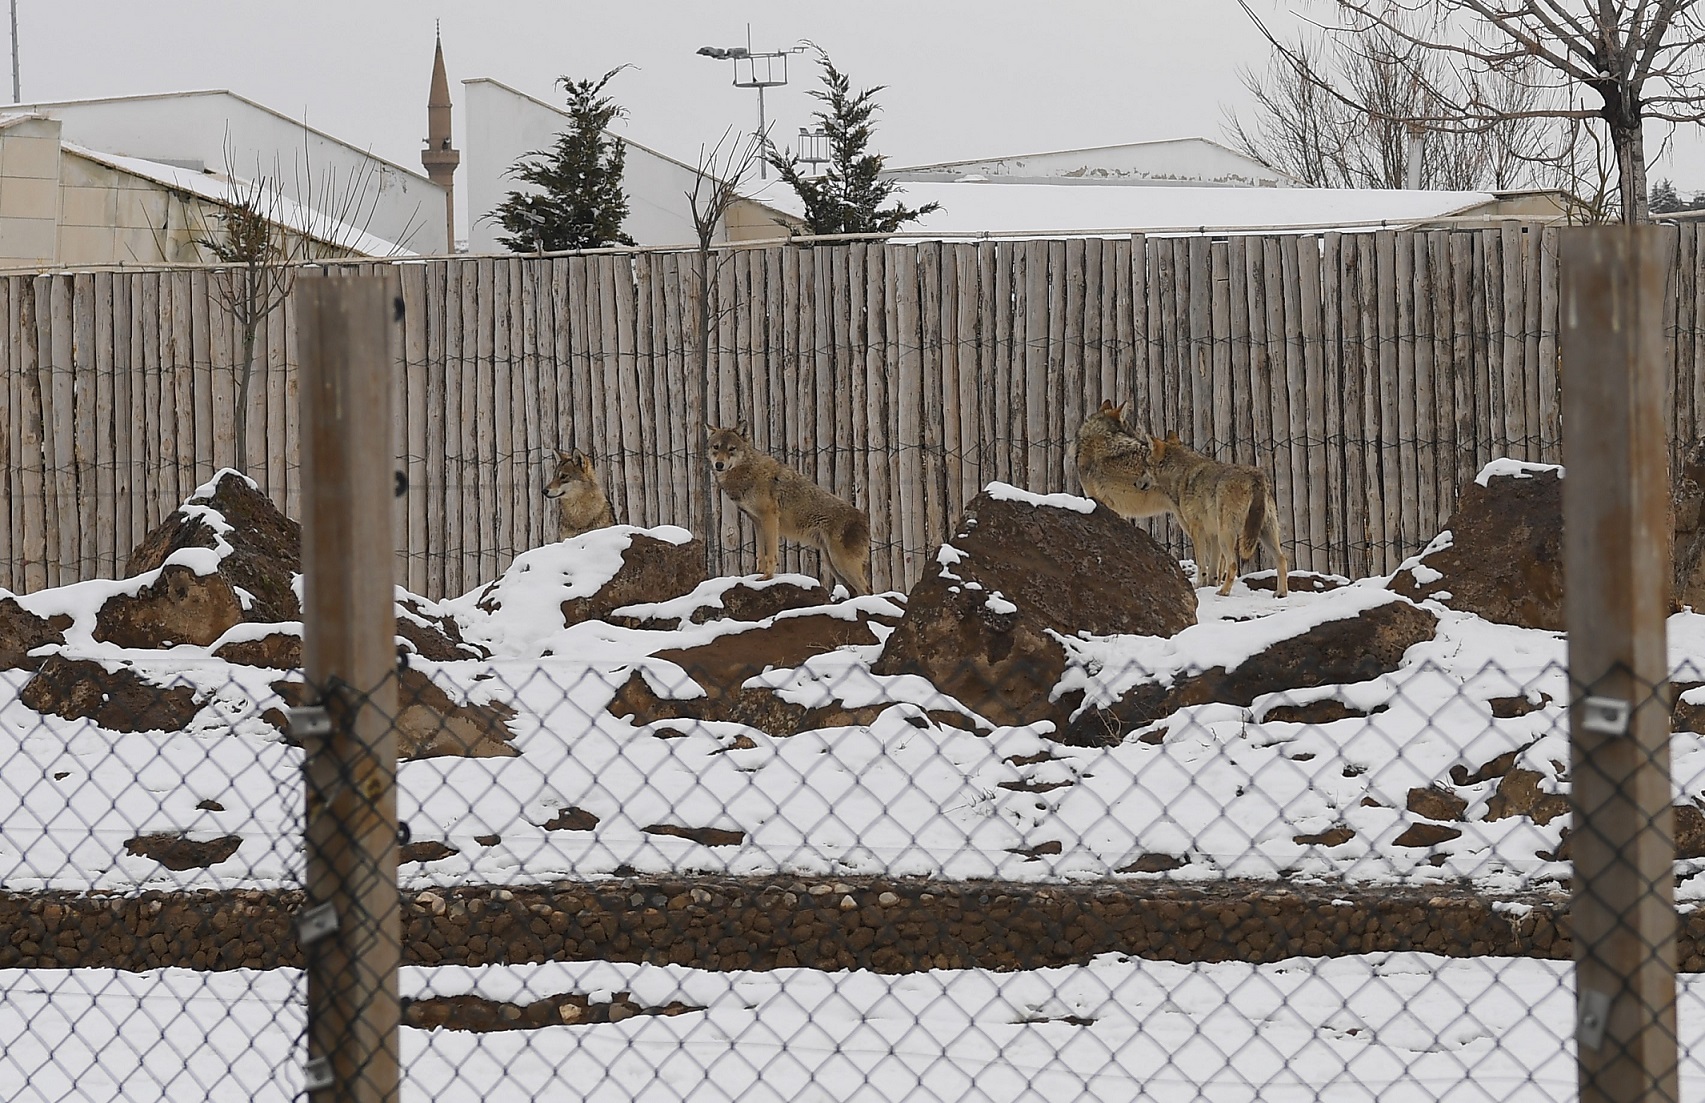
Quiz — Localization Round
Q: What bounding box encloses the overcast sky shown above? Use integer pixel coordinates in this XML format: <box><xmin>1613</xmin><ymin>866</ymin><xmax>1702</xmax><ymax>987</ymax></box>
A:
<box><xmin>14</xmin><ymin>1</ymin><xmax>1705</xmax><ymax>202</ymax></box>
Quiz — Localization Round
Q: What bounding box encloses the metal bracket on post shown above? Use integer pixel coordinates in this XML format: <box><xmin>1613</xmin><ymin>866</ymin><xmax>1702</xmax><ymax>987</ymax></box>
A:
<box><xmin>295</xmin><ymin>901</ymin><xmax>340</xmax><ymax>946</ymax></box>
<box><xmin>1581</xmin><ymin>696</ymin><xmax>1631</xmax><ymax>737</ymax></box>
<box><xmin>1578</xmin><ymin>988</ymin><xmax>1612</xmax><ymax>1050</ymax></box>
<box><xmin>303</xmin><ymin>1055</ymin><xmax>334</xmax><ymax>1093</ymax></box>
<box><xmin>288</xmin><ymin>705</ymin><xmax>333</xmax><ymax>746</ymax></box>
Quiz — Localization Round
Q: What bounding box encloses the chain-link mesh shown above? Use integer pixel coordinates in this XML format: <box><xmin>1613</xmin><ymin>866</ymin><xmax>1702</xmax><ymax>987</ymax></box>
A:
<box><xmin>4</xmin><ymin>602</ymin><xmax>1700</xmax><ymax>1100</ymax></box>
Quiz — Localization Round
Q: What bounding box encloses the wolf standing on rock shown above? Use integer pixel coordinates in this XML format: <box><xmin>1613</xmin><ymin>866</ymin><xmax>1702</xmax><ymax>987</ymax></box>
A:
<box><xmin>706</xmin><ymin>424</ymin><xmax>871</xmax><ymax>596</ymax></box>
<box><xmin>1075</xmin><ymin>400</ymin><xmax>1177</xmax><ymax>524</ymax></box>
<box><xmin>1146</xmin><ymin>431</ymin><xmax>1288</xmax><ymax>598</ymax></box>
<box><xmin>544</xmin><ymin>449</ymin><xmax>618</xmax><ymax>540</ymax></box>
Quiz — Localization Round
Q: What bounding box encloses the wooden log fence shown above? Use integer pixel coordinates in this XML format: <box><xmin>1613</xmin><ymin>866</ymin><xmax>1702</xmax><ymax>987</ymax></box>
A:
<box><xmin>2</xmin><ymin>226</ymin><xmax>1697</xmax><ymax>599</ymax></box>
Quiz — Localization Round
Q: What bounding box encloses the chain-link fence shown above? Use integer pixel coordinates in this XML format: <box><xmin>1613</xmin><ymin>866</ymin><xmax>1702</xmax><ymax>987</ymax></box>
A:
<box><xmin>4</xmin><ymin>626</ymin><xmax>1700</xmax><ymax>1100</ymax></box>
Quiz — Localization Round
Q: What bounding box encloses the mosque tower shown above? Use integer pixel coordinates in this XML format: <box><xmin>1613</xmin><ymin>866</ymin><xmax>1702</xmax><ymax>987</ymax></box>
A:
<box><xmin>421</xmin><ymin>24</ymin><xmax>460</xmax><ymax>252</ymax></box>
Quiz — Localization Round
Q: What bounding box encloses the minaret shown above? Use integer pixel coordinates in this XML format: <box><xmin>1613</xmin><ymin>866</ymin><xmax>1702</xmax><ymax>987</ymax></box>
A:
<box><xmin>421</xmin><ymin>23</ymin><xmax>460</xmax><ymax>253</ymax></box>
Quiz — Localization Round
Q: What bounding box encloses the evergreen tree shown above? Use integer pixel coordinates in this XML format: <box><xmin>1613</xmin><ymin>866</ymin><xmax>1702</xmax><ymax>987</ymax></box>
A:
<box><xmin>766</xmin><ymin>50</ymin><xmax>939</xmax><ymax>237</ymax></box>
<box><xmin>1651</xmin><ymin>179</ymin><xmax>1685</xmax><ymax>215</ymax></box>
<box><xmin>491</xmin><ymin>68</ymin><xmax>634</xmax><ymax>252</ymax></box>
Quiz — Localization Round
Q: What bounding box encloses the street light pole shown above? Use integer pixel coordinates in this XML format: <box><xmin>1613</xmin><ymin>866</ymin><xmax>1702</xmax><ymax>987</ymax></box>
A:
<box><xmin>11</xmin><ymin>0</ymin><xmax>20</xmax><ymax>103</ymax></box>
<box><xmin>696</xmin><ymin>28</ymin><xmax>805</xmax><ymax>180</ymax></box>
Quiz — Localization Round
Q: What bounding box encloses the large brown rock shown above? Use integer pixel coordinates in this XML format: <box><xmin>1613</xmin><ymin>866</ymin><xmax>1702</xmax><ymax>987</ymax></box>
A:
<box><xmin>873</xmin><ymin>487</ymin><xmax>1197</xmax><ymax>730</ymax></box>
<box><xmin>1066</xmin><ymin>595</ymin><xmax>1438</xmax><ymax>743</ymax></box>
<box><xmin>1388</xmin><ymin>465</ymin><xmax>1564</xmax><ymax>630</ymax></box>
<box><xmin>93</xmin><ymin>565</ymin><xmax>245</xmax><ymax>649</ymax></box>
<box><xmin>560</xmin><ymin>534</ymin><xmax>706</xmax><ymax>627</ymax></box>
<box><xmin>0</xmin><ymin>597</ymin><xmax>70</xmax><ymax>671</ymax></box>
<box><xmin>20</xmin><ymin>656</ymin><xmax>202</xmax><ymax>732</ymax></box>
<box><xmin>127</xmin><ymin>470</ymin><xmax>302</xmax><ymax>622</ymax></box>
<box><xmin>609</xmin><ymin>576</ymin><xmax>831</xmax><ymax>630</ymax></box>
<box><xmin>608</xmin><ymin>605</ymin><xmax>933</xmax><ymax>736</ymax></box>
<box><xmin>269</xmin><ymin>669</ymin><xmax>518</xmax><ymax>759</ymax></box>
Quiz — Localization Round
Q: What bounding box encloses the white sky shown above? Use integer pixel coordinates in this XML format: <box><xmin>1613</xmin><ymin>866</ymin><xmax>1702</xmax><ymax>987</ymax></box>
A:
<box><xmin>14</xmin><ymin>1</ymin><xmax>1705</xmax><ymax>210</ymax></box>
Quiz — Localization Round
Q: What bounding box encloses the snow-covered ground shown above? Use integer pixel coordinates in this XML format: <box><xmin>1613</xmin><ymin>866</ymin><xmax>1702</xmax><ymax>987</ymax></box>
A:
<box><xmin>4</xmin><ymin>568</ymin><xmax>1703</xmax><ymax>899</ymax></box>
<box><xmin>0</xmin><ymin>952</ymin><xmax>1660</xmax><ymax>1102</ymax></box>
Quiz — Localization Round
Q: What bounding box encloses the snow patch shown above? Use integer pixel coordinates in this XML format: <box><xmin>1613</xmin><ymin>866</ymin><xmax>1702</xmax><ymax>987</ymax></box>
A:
<box><xmin>1475</xmin><ymin>459</ymin><xmax>1562</xmax><ymax>486</ymax></box>
<box><xmin>982</xmin><ymin>481</ymin><xmax>1096</xmax><ymax>513</ymax></box>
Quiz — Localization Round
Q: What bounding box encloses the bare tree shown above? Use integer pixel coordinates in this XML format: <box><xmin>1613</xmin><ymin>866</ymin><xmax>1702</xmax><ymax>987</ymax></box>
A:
<box><xmin>683</xmin><ymin>128</ymin><xmax>764</xmax><ymax>572</ymax></box>
<box><xmin>189</xmin><ymin>138</ymin><xmax>419</xmax><ymax>473</ymax></box>
<box><xmin>1244</xmin><ymin>1</ymin><xmax>1705</xmax><ymax>223</ymax></box>
<box><xmin>1227</xmin><ymin>13</ymin><xmax>1553</xmax><ymax>191</ymax></box>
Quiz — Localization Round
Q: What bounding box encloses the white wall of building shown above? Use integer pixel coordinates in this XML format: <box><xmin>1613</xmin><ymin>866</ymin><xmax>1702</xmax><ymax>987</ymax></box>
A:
<box><xmin>464</xmin><ymin>78</ymin><xmax>790</xmax><ymax>252</ymax></box>
<box><xmin>10</xmin><ymin>91</ymin><xmax>447</xmax><ymax>254</ymax></box>
<box><xmin>0</xmin><ymin>116</ymin><xmax>62</xmax><ymax>265</ymax></box>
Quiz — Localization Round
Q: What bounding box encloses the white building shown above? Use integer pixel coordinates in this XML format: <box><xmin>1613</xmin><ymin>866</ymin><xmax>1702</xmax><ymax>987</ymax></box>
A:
<box><xmin>0</xmin><ymin>89</ymin><xmax>447</xmax><ymax>267</ymax></box>
<box><xmin>461</xmin><ymin>77</ymin><xmax>796</xmax><ymax>253</ymax></box>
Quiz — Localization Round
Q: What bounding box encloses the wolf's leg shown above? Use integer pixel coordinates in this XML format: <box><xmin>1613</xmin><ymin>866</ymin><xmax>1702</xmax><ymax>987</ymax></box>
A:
<box><xmin>1262</xmin><ymin>510</ymin><xmax>1289</xmax><ymax>598</ymax></box>
<box><xmin>757</xmin><ymin>503</ymin><xmax>780</xmax><ymax>578</ymax></box>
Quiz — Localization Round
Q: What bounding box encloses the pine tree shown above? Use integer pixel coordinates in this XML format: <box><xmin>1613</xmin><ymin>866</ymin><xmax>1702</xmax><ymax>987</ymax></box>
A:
<box><xmin>767</xmin><ymin>50</ymin><xmax>939</xmax><ymax>237</ymax></box>
<box><xmin>491</xmin><ymin>68</ymin><xmax>634</xmax><ymax>252</ymax></box>
<box><xmin>1651</xmin><ymin>179</ymin><xmax>1685</xmax><ymax>215</ymax></box>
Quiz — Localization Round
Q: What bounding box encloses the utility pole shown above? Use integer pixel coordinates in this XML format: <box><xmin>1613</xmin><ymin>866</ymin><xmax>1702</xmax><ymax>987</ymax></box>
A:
<box><xmin>11</xmin><ymin>0</ymin><xmax>20</xmax><ymax>103</ymax></box>
<box><xmin>696</xmin><ymin>27</ymin><xmax>805</xmax><ymax>179</ymax></box>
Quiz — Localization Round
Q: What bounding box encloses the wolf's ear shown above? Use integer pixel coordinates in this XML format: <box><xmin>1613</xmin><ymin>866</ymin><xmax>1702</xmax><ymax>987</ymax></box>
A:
<box><xmin>1099</xmin><ymin>399</ymin><xmax>1117</xmax><ymax>415</ymax></box>
<box><xmin>556</xmin><ymin>449</ymin><xmax>573</xmax><ymax>462</ymax></box>
<box><xmin>1165</xmin><ymin>429</ymin><xmax>1182</xmax><ymax>444</ymax></box>
<box><xmin>1114</xmin><ymin>401</ymin><xmax>1127</xmax><ymax>421</ymax></box>
<box><xmin>573</xmin><ymin>448</ymin><xmax>592</xmax><ymax>465</ymax></box>
<box><xmin>736</xmin><ymin>420</ymin><xmax>750</xmax><ymax>439</ymax></box>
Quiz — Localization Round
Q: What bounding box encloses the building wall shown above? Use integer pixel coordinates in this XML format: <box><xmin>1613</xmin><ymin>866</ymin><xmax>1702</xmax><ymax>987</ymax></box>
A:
<box><xmin>11</xmin><ymin>91</ymin><xmax>448</xmax><ymax>255</ymax></box>
<box><xmin>0</xmin><ymin>117</ymin><xmax>63</xmax><ymax>265</ymax></box>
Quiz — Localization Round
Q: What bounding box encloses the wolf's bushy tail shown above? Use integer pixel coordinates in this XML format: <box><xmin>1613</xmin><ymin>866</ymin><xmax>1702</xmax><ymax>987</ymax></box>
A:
<box><xmin>1239</xmin><ymin>473</ymin><xmax>1267</xmax><ymax>561</ymax></box>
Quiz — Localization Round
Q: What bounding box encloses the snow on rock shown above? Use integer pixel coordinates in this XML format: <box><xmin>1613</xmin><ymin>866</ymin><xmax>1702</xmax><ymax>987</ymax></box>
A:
<box><xmin>447</xmin><ymin>525</ymin><xmax>702</xmax><ymax>657</ymax></box>
<box><xmin>981</xmin><ymin>480</ymin><xmax>1097</xmax><ymax>513</ymax></box>
<box><xmin>875</xmin><ymin>486</ymin><xmax>1195</xmax><ymax>735</ymax></box>
<box><xmin>1390</xmin><ymin>461</ymin><xmax>1564</xmax><ymax>631</ymax></box>
<box><xmin>1475</xmin><ymin>458</ymin><xmax>1562</xmax><ymax>486</ymax></box>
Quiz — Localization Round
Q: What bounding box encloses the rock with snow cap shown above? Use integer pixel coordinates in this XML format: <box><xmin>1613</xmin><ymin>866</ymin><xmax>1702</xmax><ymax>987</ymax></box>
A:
<box><xmin>873</xmin><ymin>483</ymin><xmax>1196</xmax><ymax>730</ymax></box>
<box><xmin>1388</xmin><ymin>460</ymin><xmax>1564</xmax><ymax>631</ymax></box>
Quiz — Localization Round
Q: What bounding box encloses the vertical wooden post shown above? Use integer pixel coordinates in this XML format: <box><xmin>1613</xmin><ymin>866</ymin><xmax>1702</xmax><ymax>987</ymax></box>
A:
<box><xmin>1561</xmin><ymin>227</ymin><xmax>1676</xmax><ymax>1103</ymax></box>
<box><xmin>296</xmin><ymin>275</ymin><xmax>400</xmax><ymax>1103</ymax></box>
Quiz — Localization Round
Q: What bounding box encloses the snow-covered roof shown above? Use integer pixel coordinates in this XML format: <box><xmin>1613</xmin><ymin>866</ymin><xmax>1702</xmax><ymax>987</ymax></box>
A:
<box><xmin>876</xmin><ymin>180</ymin><xmax>1510</xmax><ymax>237</ymax></box>
<box><xmin>890</xmin><ymin>137</ymin><xmax>1298</xmax><ymax>189</ymax></box>
<box><xmin>63</xmin><ymin>142</ymin><xmax>416</xmax><ymax>258</ymax></box>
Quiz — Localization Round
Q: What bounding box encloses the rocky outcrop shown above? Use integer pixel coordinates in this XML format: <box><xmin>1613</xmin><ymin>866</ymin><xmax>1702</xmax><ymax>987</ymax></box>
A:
<box><xmin>607</xmin><ymin>604</ymin><xmax>926</xmax><ymax>736</ymax></box>
<box><xmin>93</xmin><ymin>565</ymin><xmax>245</xmax><ymax>650</ymax></box>
<box><xmin>0</xmin><ymin>597</ymin><xmax>69</xmax><ymax>671</ymax></box>
<box><xmin>1065</xmin><ymin>595</ymin><xmax>1438</xmax><ymax>744</ymax></box>
<box><xmin>873</xmin><ymin>487</ymin><xmax>1196</xmax><ymax>730</ymax></box>
<box><xmin>20</xmin><ymin>656</ymin><xmax>202</xmax><ymax>732</ymax></box>
<box><xmin>126</xmin><ymin>470</ymin><xmax>302</xmax><ymax>623</ymax></box>
<box><xmin>1388</xmin><ymin>464</ymin><xmax>1564</xmax><ymax>630</ymax></box>
<box><xmin>609</xmin><ymin>576</ymin><xmax>831</xmax><ymax>630</ymax></box>
<box><xmin>268</xmin><ymin>669</ymin><xmax>517</xmax><ymax>760</ymax></box>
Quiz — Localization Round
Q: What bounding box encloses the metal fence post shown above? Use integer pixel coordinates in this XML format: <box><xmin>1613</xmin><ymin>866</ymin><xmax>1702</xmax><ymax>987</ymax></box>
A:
<box><xmin>1561</xmin><ymin>227</ymin><xmax>1677</xmax><ymax>1103</ymax></box>
<box><xmin>296</xmin><ymin>275</ymin><xmax>401</xmax><ymax>1103</ymax></box>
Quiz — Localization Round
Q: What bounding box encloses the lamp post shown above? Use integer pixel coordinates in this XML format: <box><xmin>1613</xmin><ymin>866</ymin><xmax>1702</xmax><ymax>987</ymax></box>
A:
<box><xmin>696</xmin><ymin>28</ymin><xmax>805</xmax><ymax>179</ymax></box>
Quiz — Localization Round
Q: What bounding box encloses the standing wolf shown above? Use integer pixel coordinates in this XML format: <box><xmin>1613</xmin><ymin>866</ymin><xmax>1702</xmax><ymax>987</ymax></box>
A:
<box><xmin>706</xmin><ymin>424</ymin><xmax>871</xmax><ymax>596</ymax></box>
<box><xmin>1074</xmin><ymin>400</ymin><xmax>1177</xmax><ymax>522</ymax></box>
<box><xmin>1146</xmin><ymin>432</ymin><xmax>1288</xmax><ymax>598</ymax></box>
<box><xmin>544</xmin><ymin>449</ymin><xmax>617</xmax><ymax>540</ymax></box>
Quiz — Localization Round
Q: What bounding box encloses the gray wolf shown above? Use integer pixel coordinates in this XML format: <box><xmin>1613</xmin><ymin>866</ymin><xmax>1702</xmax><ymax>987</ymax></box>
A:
<box><xmin>1146</xmin><ymin>431</ymin><xmax>1288</xmax><ymax>598</ymax></box>
<box><xmin>1074</xmin><ymin>399</ymin><xmax>1177</xmax><ymax>523</ymax></box>
<box><xmin>545</xmin><ymin>449</ymin><xmax>617</xmax><ymax>540</ymax></box>
<box><xmin>706</xmin><ymin>423</ymin><xmax>871</xmax><ymax>596</ymax></box>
